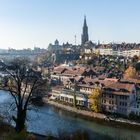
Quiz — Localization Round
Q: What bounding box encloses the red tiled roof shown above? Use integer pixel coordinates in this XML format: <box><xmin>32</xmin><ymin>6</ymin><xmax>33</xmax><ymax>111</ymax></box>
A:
<box><xmin>53</xmin><ymin>66</ymin><xmax>67</xmax><ymax>74</ymax></box>
<box><xmin>104</xmin><ymin>78</ymin><xmax>119</xmax><ymax>82</ymax></box>
<box><xmin>99</xmin><ymin>80</ymin><xmax>116</xmax><ymax>86</ymax></box>
<box><xmin>105</xmin><ymin>82</ymin><xmax>135</xmax><ymax>92</ymax></box>
<box><xmin>74</xmin><ymin>76</ymin><xmax>83</xmax><ymax>82</ymax></box>
<box><xmin>120</xmin><ymin>78</ymin><xmax>140</xmax><ymax>84</ymax></box>
<box><xmin>82</xmin><ymin>77</ymin><xmax>98</xmax><ymax>84</ymax></box>
<box><xmin>62</xmin><ymin>67</ymin><xmax>86</xmax><ymax>75</ymax></box>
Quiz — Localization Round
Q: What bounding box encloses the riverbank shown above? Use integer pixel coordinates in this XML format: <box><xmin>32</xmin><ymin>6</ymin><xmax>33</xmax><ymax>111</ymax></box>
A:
<box><xmin>1</xmin><ymin>91</ymin><xmax>140</xmax><ymax>140</ymax></box>
<box><xmin>43</xmin><ymin>98</ymin><xmax>140</xmax><ymax>129</ymax></box>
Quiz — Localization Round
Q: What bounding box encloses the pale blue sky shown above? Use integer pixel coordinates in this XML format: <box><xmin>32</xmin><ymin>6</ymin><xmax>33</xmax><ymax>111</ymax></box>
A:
<box><xmin>0</xmin><ymin>0</ymin><xmax>140</xmax><ymax>49</ymax></box>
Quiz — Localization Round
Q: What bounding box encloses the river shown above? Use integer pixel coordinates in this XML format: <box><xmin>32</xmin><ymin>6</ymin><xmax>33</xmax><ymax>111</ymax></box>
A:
<box><xmin>0</xmin><ymin>90</ymin><xmax>140</xmax><ymax>140</ymax></box>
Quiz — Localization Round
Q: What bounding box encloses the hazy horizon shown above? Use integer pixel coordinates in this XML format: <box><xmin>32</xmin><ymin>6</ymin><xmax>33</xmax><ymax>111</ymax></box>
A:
<box><xmin>0</xmin><ymin>0</ymin><xmax>140</xmax><ymax>49</ymax></box>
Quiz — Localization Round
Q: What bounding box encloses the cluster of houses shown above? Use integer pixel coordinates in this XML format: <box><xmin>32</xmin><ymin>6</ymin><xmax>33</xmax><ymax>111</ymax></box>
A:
<box><xmin>48</xmin><ymin>40</ymin><xmax>140</xmax><ymax>62</ymax></box>
<box><xmin>49</xmin><ymin>64</ymin><xmax>140</xmax><ymax>117</ymax></box>
<box><xmin>83</xmin><ymin>41</ymin><xmax>140</xmax><ymax>58</ymax></box>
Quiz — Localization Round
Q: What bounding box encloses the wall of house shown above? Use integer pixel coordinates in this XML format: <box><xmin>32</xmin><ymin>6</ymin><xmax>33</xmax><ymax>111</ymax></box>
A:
<box><xmin>59</xmin><ymin>93</ymin><xmax>87</xmax><ymax>106</ymax></box>
<box><xmin>102</xmin><ymin>92</ymin><xmax>130</xmax><ymax>116</ymax></box>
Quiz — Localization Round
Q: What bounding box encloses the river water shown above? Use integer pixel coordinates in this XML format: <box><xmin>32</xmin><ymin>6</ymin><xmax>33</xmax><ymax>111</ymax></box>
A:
<box><xmin>0</xmin><ymin>90</ymin><xmax>140</xmax><ymax>140</ymax></box>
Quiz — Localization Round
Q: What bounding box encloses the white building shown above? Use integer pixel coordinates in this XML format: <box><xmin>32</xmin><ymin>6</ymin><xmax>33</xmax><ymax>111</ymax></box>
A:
<box><xmin>129</xmin><ymin>101</ymin><xmax>140</xmax><ymax>116</ymax></box>
<box><xmin>98</xmin><ymin>48</ymin><xmax>113</xmax><ymax>55</ymax></box>
<box><xmin>50</xmin><ymin>88</ymin><xmax>88</xmax><ymax>106</ymax></box>
<box><xmin>97</xmin><ymin>48</ymin><xmax>140</xmax><ymax>57</ymax></box>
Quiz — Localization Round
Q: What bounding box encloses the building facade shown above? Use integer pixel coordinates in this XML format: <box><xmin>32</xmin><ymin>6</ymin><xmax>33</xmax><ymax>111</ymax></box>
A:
<box><xmin>102</xmin><ymin>82</ymin><xmax>137</xmax><ymax>116</ymax></box>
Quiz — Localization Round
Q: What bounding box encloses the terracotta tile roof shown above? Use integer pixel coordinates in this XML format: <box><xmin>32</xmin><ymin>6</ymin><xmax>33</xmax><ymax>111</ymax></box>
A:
<box><xmin>82</xmin><ymin>77</ymin><xmax>98</xmax><ymax>84</ymax></box>
<box><xmin>62</xmin><ymin>67</ymin><xmax>86</xmax><ymax>75</ymax></box>
<box><xmin>79</xmin><ymin>77</ymin><xmax>117</xmax><ymax>88</ymax></box>
<box><xmin>53</xmin><ymin>66</ymin><xmax>97</xmax><ymax>77</ymax></box>
<box><xmin>74</xmin><ymin>76</ymin><xmax>83</xmax><ymax>82</ymax></box>
<box><xmin>98</xmin><ymin>75</ymin><xmax>107</xmax><ymax>79</ymax></box>
<box><xmin>120</xmin><ymin>78</ymin><xmax>140</xmax><ymax>84</ymax></box>
<box><xmin>53</xmin><ymin>66</ymin><xmax>67</xmax><ymax>74</ymax></box>
<box><xmin>104</xmin><ymin>82</ymin><xmax>135</xmax><ymax>92</ymax></box>
<box><xmin>62</xmin><ymin>68</ymin><xmax>76</xmax><ymax>75</ymax></box>
<box><xmin>99</xmin><ymin>80</ymin><xmax>116</xmax><ymax>86</ymax></box>
<box><xmin>79</xmin><ymin>76</ymin><xmax>117</xmax><ymax>84</ymax></box>
<box><xmin>104</xmin><ymin>78</ymin><xmax>119</xmax><ymax>82</ymax></box>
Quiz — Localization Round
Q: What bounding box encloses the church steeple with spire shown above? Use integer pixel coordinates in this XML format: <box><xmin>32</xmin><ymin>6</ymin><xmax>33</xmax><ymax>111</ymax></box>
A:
<box><xmin>81</xmin><ymin>16</ymin><xmax>89</xmax><ymax>45</ymax></box>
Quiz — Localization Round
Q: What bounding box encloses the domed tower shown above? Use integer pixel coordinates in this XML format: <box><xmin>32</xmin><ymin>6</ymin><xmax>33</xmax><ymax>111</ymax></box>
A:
<box><xmin>54</xmin><ymin>39</ymin><xmax>59</xmax><ymax>45</ymax></box>
<box><xmin>81</xmin><ymin>16</ymin><xmax>89</xmax><ymax>45</ymax></box>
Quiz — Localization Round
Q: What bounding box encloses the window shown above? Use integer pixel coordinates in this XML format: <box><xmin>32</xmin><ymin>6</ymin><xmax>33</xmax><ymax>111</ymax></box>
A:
<box><xmin>69</xmin><ymin>98</ymin><xmax>73</xmax><ymax>103</ymax></box>
<box><xmin>79</xmin><ymin>101</ymin><xmax>84</xmax><ymax>105</ymax></box>
<box><xmin>65</xmin><ymin>97</ymin><xmax>68</xmax><ymax>102</ymax></box>
<box><xmin>61</xmin><ymin>96</ymin><xmax>64</xmax><ymax>101</ymax></box>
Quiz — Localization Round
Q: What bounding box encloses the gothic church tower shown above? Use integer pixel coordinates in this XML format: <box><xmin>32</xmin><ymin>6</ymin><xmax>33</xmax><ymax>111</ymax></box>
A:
<box><xmin>81</xmin><ymin>16</ymin><xmax>89</xmax><ymax>45</ymax></box>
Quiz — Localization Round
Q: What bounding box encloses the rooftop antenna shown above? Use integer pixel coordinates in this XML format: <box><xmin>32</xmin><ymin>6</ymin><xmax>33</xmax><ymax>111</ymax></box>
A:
<box><xmin>34</xmin><ymin>44</ymin><xmax>36</xmax><ymax>48</ymax></box>
<box><xmin>74</xmin><ymin>35</ymin><xmax>77</xmax><ymax>45</ymax></box>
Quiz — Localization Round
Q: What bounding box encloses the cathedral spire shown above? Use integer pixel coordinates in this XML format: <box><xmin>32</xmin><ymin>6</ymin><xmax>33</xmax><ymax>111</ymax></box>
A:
<box><xmin>81</xmin><ymin>15</ymin><xmax>89</xmax><ymax>45</ymax></box>
<box><xmin>84</xmin><ymin>15</ymin><xmax>87</xmax><ymax>27</ymax></box>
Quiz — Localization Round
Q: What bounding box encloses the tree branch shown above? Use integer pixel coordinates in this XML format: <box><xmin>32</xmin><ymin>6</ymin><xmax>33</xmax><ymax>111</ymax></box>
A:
<box><xmin>24</xmin><ymin>79</ymin><xmax>38</xmax><ymax>111</ymax></box>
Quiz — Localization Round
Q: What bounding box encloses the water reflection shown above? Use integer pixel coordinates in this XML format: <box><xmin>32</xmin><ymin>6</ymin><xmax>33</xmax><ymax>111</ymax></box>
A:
<box><xmin>0</xmin><ymin>90</ymin><xmax>140</xmax><ymax>140</ymax></box>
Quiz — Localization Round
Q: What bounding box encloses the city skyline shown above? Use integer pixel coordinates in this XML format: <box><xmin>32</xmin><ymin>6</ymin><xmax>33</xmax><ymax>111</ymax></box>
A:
<box><xmin>0</xmin><ymin>0</ymin><xmax>140</xmax><ymax>49</ymax></box>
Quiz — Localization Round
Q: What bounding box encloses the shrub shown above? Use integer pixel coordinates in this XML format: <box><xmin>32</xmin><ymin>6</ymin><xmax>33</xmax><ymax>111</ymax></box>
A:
<box><xmin>5</xmin><ymin>129</ymin><xmax>27</xmax><ymax>140</ymax></box>
<box><xmin>70</xmin><ymin>130</ymin><xmax>89</xmax><ymax>140</ymax></box>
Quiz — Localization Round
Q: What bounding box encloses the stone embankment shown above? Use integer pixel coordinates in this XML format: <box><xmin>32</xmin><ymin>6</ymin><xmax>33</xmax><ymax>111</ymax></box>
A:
<box><xmin>43</xmin><ymin>98</ymin><xmax>140</xmax><ymax>127</ymax></box>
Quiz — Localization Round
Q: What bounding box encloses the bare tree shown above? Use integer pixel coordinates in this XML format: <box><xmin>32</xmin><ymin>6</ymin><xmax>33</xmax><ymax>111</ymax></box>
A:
<box><xmin>1</xmin><ymin>58</ymin><xmax>47</xmax><ymax>132</ymax></box>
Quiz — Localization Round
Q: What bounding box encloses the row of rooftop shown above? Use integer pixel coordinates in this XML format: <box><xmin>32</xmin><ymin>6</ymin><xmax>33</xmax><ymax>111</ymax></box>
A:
<box><xmin>49</xmin><ymin>64</ymin><xmax>140</xmax><ymax>117</ymax></box>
